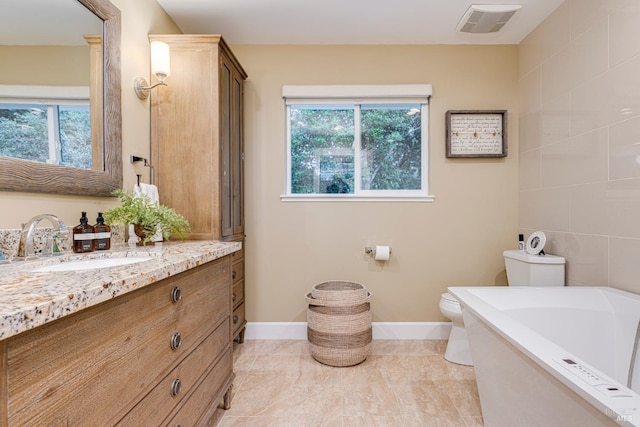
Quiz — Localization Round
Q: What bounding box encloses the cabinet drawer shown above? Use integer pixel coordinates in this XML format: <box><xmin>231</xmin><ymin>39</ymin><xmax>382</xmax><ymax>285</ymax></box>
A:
<box><xmin>232</xmin><ymin>259</ymin><xmax>244</xmax><ymax>283</ymax></box>
<box><xmin>230</xmin><ymin>246</ymin><xmax>244</xmax><ymax>262</ymax></box>
<box><xmin>167</xmin><ymin>348</ymin><xmax>233</xmax><ymax>427</ymax></box>
<box><xmin>118</xmin><ymin>320</ymin><xmax>231</xmax><ymax>426</ymax></box>
<box><xmin>6</xmin><ymin>257</ymin><xmax>230</xmax><ymax>427</ymax></box>
<box><xmin>232</xmin><ymin>302</ymin><xmax>246</xmax><ymax>334</ymax></box>
<box><xmin>232</xmin><ymin>280</ymin><xmax>244</xmax><ymax>308</ymax></box>
<box><xmin>175</xmin><ymin>258</ymin><xmax>231</xmax><ymax>350</ymax></box>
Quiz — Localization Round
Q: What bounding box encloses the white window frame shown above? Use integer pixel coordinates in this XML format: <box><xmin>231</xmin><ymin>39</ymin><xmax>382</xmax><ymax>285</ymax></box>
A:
<box><xmin>281</xmin><ymin>84</ymin><xmax>434</xmax><ymax>202</ymax></box>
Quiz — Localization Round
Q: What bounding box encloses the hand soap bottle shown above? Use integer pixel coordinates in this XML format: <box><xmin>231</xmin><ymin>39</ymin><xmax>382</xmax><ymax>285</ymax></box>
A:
<box><xmin>94</xmin><ymin>212</ymin><xmax>111</xmax><ymax>251</ymax></box>
<box><xmin>73</xmin><ymin>212</ymin><xmax>95</xmax><ymax>253</ymax></box>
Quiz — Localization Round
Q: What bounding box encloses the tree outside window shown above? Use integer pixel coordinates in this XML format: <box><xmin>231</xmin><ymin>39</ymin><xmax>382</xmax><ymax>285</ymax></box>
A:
<box><xmin>0</xmin><ymin>103</ymin><xmax>91</xmax><ymax>169</ymax></box>
<box><xmin>289</xmin><ymin>103</ymin><xmax>423</xmax><ymax>196</ymax></box>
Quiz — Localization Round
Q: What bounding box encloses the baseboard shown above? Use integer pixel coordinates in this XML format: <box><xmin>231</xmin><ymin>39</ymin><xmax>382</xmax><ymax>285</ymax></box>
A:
<box><xmin>372</xmin><ymin>322</ymin><xmax>452</xmax><ymax>340</ymax></box>
<box><xmin>244</xmin><ymin>322</ymin><xmax>452</xmax><ymax>340</ymax></box>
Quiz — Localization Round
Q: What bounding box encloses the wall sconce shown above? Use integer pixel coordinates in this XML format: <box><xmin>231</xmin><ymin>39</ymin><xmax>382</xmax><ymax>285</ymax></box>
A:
<box><xmin>134</xmin><ymin>41</ymin><xmax>170</xmax><ymax>100</ymax></box>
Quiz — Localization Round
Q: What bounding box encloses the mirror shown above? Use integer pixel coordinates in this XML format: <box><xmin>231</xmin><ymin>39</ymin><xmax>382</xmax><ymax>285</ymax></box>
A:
<box><xmin>0</xmin><ymin>0</ymin><xmax>122</xmax><ymax>196</ymax></box>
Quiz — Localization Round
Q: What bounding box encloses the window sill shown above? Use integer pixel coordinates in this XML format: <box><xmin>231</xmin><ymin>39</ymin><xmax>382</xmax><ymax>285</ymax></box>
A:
<box><xmin>280</xmin><ymin>194</ymin><xmax>436</xmax><ymax>202</ymax></box>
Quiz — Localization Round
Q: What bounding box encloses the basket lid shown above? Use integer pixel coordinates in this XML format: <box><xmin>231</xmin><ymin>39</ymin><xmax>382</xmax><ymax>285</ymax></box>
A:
<box><xmin>306</xmin><ymin>291</ymin><xmax>372</xmax><ymax>306</ymax></box>
<box><xmin>311</xmin><ymin>280</ymin><xmax>368</xmax><ymax>302</ymax></box>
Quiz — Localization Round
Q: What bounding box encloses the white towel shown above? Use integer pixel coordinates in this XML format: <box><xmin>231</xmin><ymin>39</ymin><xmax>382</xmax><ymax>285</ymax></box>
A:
<box><xmin>134</xmin><ymin>183</ymin><xmax>160</xmax><ymax>205</ymax></box>
<box><xmin>128</xmin><ymin>183</ymin><xmax>163</xmax><ymax>243</ymax></box>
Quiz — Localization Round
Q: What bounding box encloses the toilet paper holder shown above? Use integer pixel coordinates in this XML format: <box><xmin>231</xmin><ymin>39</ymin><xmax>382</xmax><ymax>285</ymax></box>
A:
<box><xmin>364</xmin><ymin>246</ymin><xmax>392</xmax><ymax>255</ymax></box>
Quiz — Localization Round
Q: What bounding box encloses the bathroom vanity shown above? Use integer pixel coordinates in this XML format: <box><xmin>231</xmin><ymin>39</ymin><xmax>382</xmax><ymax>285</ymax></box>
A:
<box><xmin>0</xmin><ymin>241</ymin><xmax>240</xmax><ymax>425</ymax></box>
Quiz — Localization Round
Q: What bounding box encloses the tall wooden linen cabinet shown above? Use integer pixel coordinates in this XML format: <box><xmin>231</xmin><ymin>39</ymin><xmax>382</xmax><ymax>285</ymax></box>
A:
<box><xmin>150</xmin><ymin>35</ymin><xmax>247</xmax><ymax>343</ymax></box>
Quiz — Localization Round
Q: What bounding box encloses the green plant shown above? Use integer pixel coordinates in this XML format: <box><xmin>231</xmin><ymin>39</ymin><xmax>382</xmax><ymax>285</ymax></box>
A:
<box><xmin>103</xmin><ymin>189</ymin><xmax>191</xmax><ymax>244</ymax></box>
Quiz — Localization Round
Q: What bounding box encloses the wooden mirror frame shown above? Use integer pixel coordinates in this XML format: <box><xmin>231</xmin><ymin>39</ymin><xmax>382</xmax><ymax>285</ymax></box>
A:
<box><xmin>0</xmin><ymin>0</ymin><xmax>122</xmax><ymax>197</ymax></box>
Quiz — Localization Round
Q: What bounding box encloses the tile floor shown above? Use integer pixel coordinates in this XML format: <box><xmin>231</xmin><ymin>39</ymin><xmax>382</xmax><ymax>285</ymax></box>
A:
<box><xmin>214</xmin><ymin>339</ymin><xmax>484</xmax><ymax>426</ymax></box>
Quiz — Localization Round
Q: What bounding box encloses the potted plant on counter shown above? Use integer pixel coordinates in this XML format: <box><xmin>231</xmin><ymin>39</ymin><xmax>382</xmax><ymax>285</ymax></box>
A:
<box><xmin>104</xmin><ymin>189</ymin><xmax>191</xmax><ymax>245</ymax></box>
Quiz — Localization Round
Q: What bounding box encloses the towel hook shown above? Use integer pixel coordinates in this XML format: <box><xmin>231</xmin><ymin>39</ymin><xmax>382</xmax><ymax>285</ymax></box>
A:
<box><xmin>130</xmin><ymin>155</ymin><xmax>152</xmax><ymax>168</ymax></box>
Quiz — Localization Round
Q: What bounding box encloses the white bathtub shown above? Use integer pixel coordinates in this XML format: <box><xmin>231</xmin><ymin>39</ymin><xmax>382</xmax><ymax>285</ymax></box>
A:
<box><xmin>448</xmin><ymin>286</ymin><xmax>640</xmax><ymax>427</ymax></box>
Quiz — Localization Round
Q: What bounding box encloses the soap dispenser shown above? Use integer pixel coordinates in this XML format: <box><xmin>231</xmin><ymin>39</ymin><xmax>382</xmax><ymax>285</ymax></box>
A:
<box><xmin>94</xmin><ymin>212</ymin><xmax>111</xmax><ymax>251</ymax></box>
<box><xmin>73</xmin><ymin>212</ymin><xmax>95</xmax><ymax>253</ymax></box>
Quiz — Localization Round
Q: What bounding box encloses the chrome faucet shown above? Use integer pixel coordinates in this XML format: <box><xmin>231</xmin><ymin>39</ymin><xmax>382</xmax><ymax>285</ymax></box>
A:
<box><xmin>16</xmin><ymin>214</ymin><xmax>68</xmax><ymax>259</ymax></box>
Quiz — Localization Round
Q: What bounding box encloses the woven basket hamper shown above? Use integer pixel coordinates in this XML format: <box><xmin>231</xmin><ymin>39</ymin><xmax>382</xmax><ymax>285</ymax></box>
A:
<box><xmin>306</xmin><ymin>281</ymin><xmax>372</xmax><ymax>367</ymax></box>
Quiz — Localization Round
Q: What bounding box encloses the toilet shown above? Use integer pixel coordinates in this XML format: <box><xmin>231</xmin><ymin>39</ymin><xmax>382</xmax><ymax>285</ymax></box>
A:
<box><xmin>439</xmin><ymin>249</ymin><xmax>566</xmax><ymax>366</ymax></box>
<box><xmin>439</xmin><ymin>292</ymin><xmax>473</xmax><ymax>365</ymax></box>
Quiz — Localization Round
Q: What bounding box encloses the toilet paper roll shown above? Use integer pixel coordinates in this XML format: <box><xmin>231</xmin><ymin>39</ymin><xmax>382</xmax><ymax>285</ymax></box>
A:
<box><xmin>374</xmin><ymin>245</ymin><xmax>391</xmax><ymax>261</ymax></box>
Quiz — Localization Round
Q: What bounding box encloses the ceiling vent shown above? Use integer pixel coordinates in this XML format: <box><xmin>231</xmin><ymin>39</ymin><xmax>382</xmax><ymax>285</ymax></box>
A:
<box><xmin>456</xmin><ymin>4</ymin><xmax>523</xmax><ymax>34</ymax></box>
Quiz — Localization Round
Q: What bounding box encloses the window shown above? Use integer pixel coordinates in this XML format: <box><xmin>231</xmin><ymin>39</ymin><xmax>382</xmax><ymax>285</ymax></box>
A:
<box><xmin>0</xmin><ymin>85</ymin><xmax>92</xmax><ymax>169</ymax></box>
<box><xmin>282</xmin><ymin>85</ymin><xmax>433</xmax><ymax>201</ymax></box>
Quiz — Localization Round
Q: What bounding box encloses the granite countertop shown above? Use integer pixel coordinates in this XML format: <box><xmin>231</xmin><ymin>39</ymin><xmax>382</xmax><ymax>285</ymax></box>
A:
<box><xmin>0</xmin><ymin>240</ymin><xmax>241</xmax><ymax>341</ymax></box>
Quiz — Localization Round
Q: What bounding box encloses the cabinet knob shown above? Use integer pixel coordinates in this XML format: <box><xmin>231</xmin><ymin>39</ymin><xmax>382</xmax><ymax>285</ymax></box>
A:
<box><xmin>170</xmin><ymin>286</ymin><xmax>182</xmax><ymax>304</ymax></box>
<box><xmin>233</xmin><ymin>315</ymin><xmax>239</xmax><ymax>324</ymax></box>
<box><xmin>170</xmin><ymin>332</ymin><xmax>182</xmax><ymax>351</ymax></box>
<box><xmin>232</xmin><ymin>270</ymin><xmax>237</xmax><ymax>279</ymax></box>
<box><xmin>232</xmin><ymin>292</ymin><xmax>237</xmax><ymax>302</ymax></box>
<box><xmin>170</xmin><ymin>378</ymin><xmax>182</xmax><ymax>397</ymax></box>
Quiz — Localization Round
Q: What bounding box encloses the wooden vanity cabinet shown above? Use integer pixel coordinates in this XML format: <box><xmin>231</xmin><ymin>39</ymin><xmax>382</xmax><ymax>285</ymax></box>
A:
<box><xmin>150</xmin><ymin>34</ymin><xmax>247</xmax><ymax>342</ymax></box>
<box><xmin>0</xmin><ymin>256</ymin><xmax>233</xmax><ymax>426</ymax></box>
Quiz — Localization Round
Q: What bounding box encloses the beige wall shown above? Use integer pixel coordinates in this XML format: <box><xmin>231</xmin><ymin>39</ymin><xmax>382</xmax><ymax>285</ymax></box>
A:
<box><xmin>0</xmin><ymin>46</ymin><xmax>89</xmax><ymax>85</ymax></box>
<box><xmin>232</xmin><ymin>44</ymin><xmax>520</xmax><ymax>322</ymax></box>
<box><xmin>0</xmin><ymin>0</ymin><xmax>180</xmax><ymax>229</ymax></box>
<box><xmin>518</xmin><ymin>0</ymin><xmax>640</xmax><ymax>292</ymax></box>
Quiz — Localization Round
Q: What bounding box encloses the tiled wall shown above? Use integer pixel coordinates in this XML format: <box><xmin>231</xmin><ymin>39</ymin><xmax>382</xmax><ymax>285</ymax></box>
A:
<box><xmin>518</xmin><ymin>0</ymin><xmax>640</xmax><ymax>291</ymax></box>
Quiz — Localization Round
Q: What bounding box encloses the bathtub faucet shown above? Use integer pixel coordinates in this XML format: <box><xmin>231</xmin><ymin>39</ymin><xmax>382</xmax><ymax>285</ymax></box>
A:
<box><xmin>16</xmin><ymin>214</ymin><xmax>68</xmax><ymax>260</ymax></box>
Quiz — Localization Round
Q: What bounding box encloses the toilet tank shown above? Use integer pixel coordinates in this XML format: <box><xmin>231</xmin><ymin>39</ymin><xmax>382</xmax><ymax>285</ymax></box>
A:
<box><xmin>503</xmin><ymin>250</ymin><xmax>565</xmax><ymax>286</ymax></box>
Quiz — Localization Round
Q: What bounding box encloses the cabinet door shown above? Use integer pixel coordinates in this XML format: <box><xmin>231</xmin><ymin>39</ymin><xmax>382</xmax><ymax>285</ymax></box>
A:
<box><xmin>231</xmin><ymin>70</ymin><xmax>244</xmax><ymax>236</ymax></box>
<box><xmin>221</xmin><ymin>51</ymin><xmax>244</xmax><ymax>240</ymax></box>
<box><xmin>220</xmin><ymin>58</ymin><xmax>233</xmax><ymax>238</ymax></box>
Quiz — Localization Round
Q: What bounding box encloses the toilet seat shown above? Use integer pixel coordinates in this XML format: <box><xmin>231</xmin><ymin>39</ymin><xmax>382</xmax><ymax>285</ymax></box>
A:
<box><xmin>441</xmin><ymin>292</ymin><xmax>458</xmax><ymax>304</ymax></box>
<box><xmin>439</xmin><ymin>293</ymin><xmax>463</xmax><ymax>321</ymax></box>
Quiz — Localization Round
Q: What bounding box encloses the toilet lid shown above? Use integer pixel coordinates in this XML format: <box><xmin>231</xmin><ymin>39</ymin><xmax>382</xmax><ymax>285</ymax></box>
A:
<box><xmin>441</xmin><ymin>292</ymin><xmax>458</xmax><ymax>303</ymax></box>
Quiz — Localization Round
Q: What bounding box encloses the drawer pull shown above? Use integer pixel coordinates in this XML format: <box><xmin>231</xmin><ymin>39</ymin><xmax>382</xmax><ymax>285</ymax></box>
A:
<box><xmin>232</xmin><ymin>292</ymin><xmax>237</xmax><ymax>302</ymax></box>
<box><xmin>233</xmin><ymin>315</ymin><xmax>239</xmax><ymax>324</ymax></box>
<box><xmin>232</xmin><ymin>270</ymin><xmax>237</xmax><ymax>280</ymax></box>
<box><xmin>170</xmin><ymin>332</ymin><xmax>182</xmax><ymax>350</ymax></box>
<box><xmin>170</xmin><ymin>378</ymin><xmax>182</xmax><ymax>397</ymax></box>
<box><xmin>170</xmin><ymin>286</ymin><xmax>182</xmax><ymax>304</ymax></box>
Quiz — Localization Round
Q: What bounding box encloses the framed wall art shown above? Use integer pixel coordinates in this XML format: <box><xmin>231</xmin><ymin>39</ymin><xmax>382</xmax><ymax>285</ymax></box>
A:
<box><xmin>446</xmin><ymin>110</ymin><xmax>507</xmax><ymax>158</ymax></box>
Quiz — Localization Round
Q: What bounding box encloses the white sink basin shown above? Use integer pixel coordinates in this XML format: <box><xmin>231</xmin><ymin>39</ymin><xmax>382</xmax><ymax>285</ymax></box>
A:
<box><xmin>31</xmin><ymin>257</ymin><xmax>154</xmax><ymax>272</ymax></box>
